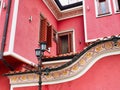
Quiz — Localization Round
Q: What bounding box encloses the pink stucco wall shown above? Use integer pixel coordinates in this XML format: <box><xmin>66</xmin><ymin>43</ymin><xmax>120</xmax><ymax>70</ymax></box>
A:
<box><xmin>84</xmin><ymin>0</ymin><xmax>120</xmax><ymax>41</ymax></box>
<box><xmin>58</xmin><ymin>16</ymin><xmax>86</xmax><ymax>52</ymax></box>
<box><xmin>13</xmin><ymin>54</ymin><xmax>120</xmax><ymax>90</ymax></box>
<box><xmin>1</xmin><ymin>0</ymin><xmax>120</xmax><ymax>90</ymax></box>
<box><xmin>13</xmin><ymin>0</ymin><xmax>86</xmax><ymax>63</ymax></box>
<box><xmin>14</xmin><ymin>0</ymin><xmax>57</xmax><ymax>63</ymax></box>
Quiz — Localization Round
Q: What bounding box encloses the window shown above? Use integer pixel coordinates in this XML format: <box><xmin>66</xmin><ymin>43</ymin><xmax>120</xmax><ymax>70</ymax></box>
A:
<box><xmin>39</xmin><ymin>15</ymin><xmax>75</xmax><ymax>54</ymax></box>
<box><xmin>39</xmin><ymin>14</ymin><xmax>53</xmax><ymax>48</ymax></box>
<box><xmin>55</xmin><ymin>0</ymin><xmax>82</xmax><ymax>10</ymax></box>
<box><xmin>95</xmin><ymin>0</ymin><xmax>111</xmax><ymax>16</ymax></box>
<box><xmin>58</xmin><ymin>31</ymin><xmax>73</xmax><ymax>54</ymax></box>
<box><xmin>58</xmin><ymin>0</ymin><xmax>82</xmax><ymax>6</ymax></box>
<box><xmin>113</xmin><ymin>0</ymin><xmax>120</xmax><ymax>12</ymax></box>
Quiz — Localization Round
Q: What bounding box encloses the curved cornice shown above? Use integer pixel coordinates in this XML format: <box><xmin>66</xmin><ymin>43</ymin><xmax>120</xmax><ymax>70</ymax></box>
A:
<box><xmin>42</xmin><ymin>37</ymin><xmax>120</xmax><ymax>84</ymax></box>
<box><xmin>7</xmin><ymin>36</ymin><xmax>120</xmax><ymax>85</ymax></box>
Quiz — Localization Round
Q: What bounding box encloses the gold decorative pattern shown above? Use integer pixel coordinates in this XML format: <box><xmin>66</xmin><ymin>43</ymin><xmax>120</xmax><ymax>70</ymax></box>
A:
<box><xmin>85</xmin><ymin>52</ymin><xmax>93</xmax><ymax>59</ymax></box>
<box><xmin>117</xmin><ymin>40</ymin><xmax>120</xmax><ymax>47</ymax></box>
<box><xmin>62</xmin><ymin>70</ymin><xmax>68</xmax><ymax>75</ymax></box>
<box><xmin>9</xmin><ymin>41</ymin><xmax>120</xmax><ymax>85</ymax></box>
<box><xmin>71</xmin><ymin>65</ymin><xmax>79</xmax><ymax>71</ymax></box>
<box><xmin>95</xmin><ymin>44</ymin><xmax>103</xmax><ymax>52</ymax></box>
<box><xmin>79</xmin><ymin>59</ymin><xmax>86</xmax><ymax>66</ymax></box>
<box><xmin>104</xmin><ymin>42</ymin><xmax>113</xmax><ymax>49</ymax></box>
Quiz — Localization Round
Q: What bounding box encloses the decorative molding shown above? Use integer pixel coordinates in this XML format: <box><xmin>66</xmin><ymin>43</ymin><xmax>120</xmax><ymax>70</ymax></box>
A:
<box><xmin>43</xmin><ymin>0</ymin><xmax>83</xmax><ymax>20</ymax></box>
<box><xmin>8</xmin><ymin>40</ymin><xmax>120</xmax><ymax>86</ymax></box>
<box><xmin>83</xmin><ymin>0</ymin><xmax>88</xmax><ymax>42</ymax></box>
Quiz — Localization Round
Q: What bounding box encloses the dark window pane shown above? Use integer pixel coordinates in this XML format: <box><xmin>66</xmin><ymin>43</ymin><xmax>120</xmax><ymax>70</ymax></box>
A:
<box><xmin>60</xmin><ymin>35</ymin><xmax>68</xmax><ymax>54</ymax></box>
<box><xmin>118</xmin><ymin>0</ymin><xmax>120</xmax><ymax>10</ymax></box>
<box><xmin>58</xmin><ymin>31</ymin><xmax>73</xmax><ymax>54</ymax></box>
<box><xmin>99</xmin><ymin>0</ymin><xmax>106</xmax><ymax>2</ymax></box>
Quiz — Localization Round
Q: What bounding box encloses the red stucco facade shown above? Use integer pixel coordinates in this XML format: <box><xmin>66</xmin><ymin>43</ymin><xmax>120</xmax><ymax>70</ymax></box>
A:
<box><xmin>9</xmin><ymin>55</ymin><xmax>120</xmax><ymax>90</ymax></box>
<box><xmin>0</xmin><ymin>0</ymin><xmax>120</xmax><ymax>90</ymax></box>
<box><xmin>84</xmin><ymin>0</ymin><xmax>120</xmax><ymax>41</ymax></box>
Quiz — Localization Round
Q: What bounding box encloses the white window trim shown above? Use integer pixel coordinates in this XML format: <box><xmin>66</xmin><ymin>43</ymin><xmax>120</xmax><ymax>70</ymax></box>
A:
<box><xmin>58</xmin><ymin>29</ymin><xmax>76</xmax><ymax>53</ymax></box>
<box><xmin>0</xmin><ymin>0</ymin><xmax>3</xmax><ymax>14</ymax></box>
<box><xmin>113</xmin><ymin>0</ymin><xmax>120</xmax><ymax>14</ymax></box>
<box><xmin>94</xmin><ymin>0</ymin><xmax>112</xmax><ymax>17</ymax></box>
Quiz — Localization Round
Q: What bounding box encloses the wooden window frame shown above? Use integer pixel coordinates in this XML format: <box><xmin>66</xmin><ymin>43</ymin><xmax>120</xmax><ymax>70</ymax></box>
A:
<box><xmin>53</xmin><ymin>29</ymin><xmax>57</xmax><ymax>43</ymax></box>
<box><xmin>57</xmin><ymin>31</ymin><xmax>73</xmax><ymax>54</ymax></box>
<box><xmin>95</xmin><ymin>0</ymin><xmax>112</xmax><ymax>17</ymax></box>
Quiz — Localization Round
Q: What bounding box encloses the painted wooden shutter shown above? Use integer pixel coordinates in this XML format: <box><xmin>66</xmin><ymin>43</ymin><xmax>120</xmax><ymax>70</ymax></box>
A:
<box><xmin>40</xmin><ymin>18</ymin><xmax>47</xmax><ymax>42</ymax></box>
<box><xmin>47</xmin><ymin>25</ymin><xmax>53</xmax><ymax>47</ymax></box>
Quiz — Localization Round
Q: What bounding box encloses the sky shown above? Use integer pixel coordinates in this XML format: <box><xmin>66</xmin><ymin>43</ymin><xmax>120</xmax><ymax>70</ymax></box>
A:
<box><xmin>59</xmin><ymin>0</ymin><xmax>82</xmax><ymax>6</ymax></box>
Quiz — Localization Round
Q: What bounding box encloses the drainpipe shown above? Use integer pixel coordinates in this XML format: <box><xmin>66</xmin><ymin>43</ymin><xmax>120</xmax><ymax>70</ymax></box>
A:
<box><xmin>0</xmin><ymin>0</ymin><xmax>14</xmax><ymax>71</ymax></box>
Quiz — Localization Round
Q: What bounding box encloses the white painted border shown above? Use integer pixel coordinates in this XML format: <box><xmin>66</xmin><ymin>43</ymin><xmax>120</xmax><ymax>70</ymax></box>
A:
<box><xmin>11</xmin><ymin>52</ymin><xmax>36</xmax><ymax>66</ymax></box>
<box><xmin>58</xmin><ymin>13</ymin><xmax>83</xmax><ymax>21</ymax></box>
<box><xmin>58</xmin><ymin>29</ymin><xmax>76</xmax><ymax>53</ymax></box>
<box><xmin>94</xmin><ymin>0</ymin><xmax>112</xmax><ymax>17</ymax></box>
<box><xmin>9</xmin><ymin>0</ymin><xmax>19</xmax><ymax>53</ymax></box>
<box><xmin>113</xmin><ymin>0</ymin><xmax>117</xmax><ymax>13</ymax></box>
<box><xmin>83</xmin><ymin>0</ymin><xmax>88</xmax><ymax>42</ymax></box>
<box><xmin>0</xmin><ymin>0</ymin><xmax>3</xmax><ymax>15</ymax></box>
<box><xmin>42</xmin><ymin>59</ymin><xmax>71</xmax><ymax>64</ymax></box>
<box><xmin>10</xmin><ymin>83</ymin><xmax>38</xmax><ymax>90</ymax></box>
<box><xmin>4</xmin><ymin>52</ymin><xmax>36</xmax><ymax>66</ymax></box>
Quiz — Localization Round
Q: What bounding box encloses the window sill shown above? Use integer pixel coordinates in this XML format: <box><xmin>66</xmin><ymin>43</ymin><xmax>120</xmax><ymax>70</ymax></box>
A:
<box><xmin>116</xmin><ymin>10</ymin><xmax>120</xmax><ymax>12</ymax></box>
<box><xmin>96</xmin><ymin>12</ymin><xmax>112</xmax><ymax>18</ymax></box>
<box><xmin>114</xmin><ymin>10</ymin><xmax>120</xmax><ymax>14</ymax></box>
